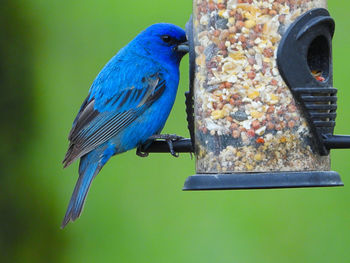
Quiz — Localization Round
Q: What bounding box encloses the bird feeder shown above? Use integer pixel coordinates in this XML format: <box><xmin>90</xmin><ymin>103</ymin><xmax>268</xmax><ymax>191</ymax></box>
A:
<box><xmin>141</xmin><ymin>0</ymin><xmax>350</xmax><ymax>190</ymax></box>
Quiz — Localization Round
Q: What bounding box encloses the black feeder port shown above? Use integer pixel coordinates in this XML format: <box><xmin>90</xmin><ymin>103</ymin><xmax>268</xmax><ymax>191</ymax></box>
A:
<box><xmin>140</xmin><ymin>7</ymin><xmax>350</xmax><ymax>190</ymax></box>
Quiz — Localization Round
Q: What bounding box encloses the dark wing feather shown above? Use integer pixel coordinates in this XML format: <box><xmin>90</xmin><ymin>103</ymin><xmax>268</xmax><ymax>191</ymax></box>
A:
<box><xmin>68</xmin><ymin>98</ymin><xmax>99</xmax><ymax>140</ymax></box>
<box><xmin>63</xmin><ymin>73</ymin><xmax>166</xmax><ymax>167</ymax></box>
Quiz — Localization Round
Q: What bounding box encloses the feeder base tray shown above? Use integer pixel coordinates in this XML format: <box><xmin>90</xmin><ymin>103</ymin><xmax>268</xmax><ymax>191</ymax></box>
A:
<box><xmin>183</xmin><ymin>171</ymin><xmax>343</xmax><ymax>190</ymax></box>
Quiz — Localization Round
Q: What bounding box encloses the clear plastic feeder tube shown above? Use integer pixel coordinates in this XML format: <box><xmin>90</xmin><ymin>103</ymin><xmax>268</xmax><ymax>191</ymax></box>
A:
<box><xmin>193</xmin><ymin>0</ymin><xmax>329</xmax><ymax>173</ymax></box>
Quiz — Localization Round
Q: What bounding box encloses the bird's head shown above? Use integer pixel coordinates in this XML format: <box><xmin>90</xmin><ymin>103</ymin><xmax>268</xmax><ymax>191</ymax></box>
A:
<box><xmin>133</xmin><ymin>23</ymin><xmax>189</xmax><ymax>65</ymax></box>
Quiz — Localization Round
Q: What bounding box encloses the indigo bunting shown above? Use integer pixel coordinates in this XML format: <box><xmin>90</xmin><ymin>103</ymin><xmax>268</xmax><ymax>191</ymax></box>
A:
<box><xmin>62</xmin><ymin>23</ymin><xmax>188</xmax><ymax>228</ymax></box>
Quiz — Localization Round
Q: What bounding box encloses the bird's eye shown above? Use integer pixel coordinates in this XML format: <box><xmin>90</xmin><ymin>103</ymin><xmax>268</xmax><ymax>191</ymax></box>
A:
<box><xmin>161</xmin><ymin>35</ymin><xmax>172</xmax><ymax>43</ymax></box>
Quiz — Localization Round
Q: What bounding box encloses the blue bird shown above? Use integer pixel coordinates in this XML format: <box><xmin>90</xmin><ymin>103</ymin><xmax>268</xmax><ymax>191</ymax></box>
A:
<box><xmin>62</xmin><ymin>23</ymin><xmax>188</xmax><ymax>228</ymax></box>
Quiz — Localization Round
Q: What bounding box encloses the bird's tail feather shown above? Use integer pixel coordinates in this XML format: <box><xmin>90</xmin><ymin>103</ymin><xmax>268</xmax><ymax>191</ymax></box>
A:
<box><xmin>61</xmin><ymin>154</ymin><xmax>100</xmax><ymax>228</ymax></box>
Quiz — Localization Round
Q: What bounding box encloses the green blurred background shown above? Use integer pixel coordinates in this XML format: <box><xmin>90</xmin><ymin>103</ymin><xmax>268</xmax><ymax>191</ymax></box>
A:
<box><xmin>1</xmin><ymin>0</ymin><xmax>350</xmax><ymax>262</ymax></box>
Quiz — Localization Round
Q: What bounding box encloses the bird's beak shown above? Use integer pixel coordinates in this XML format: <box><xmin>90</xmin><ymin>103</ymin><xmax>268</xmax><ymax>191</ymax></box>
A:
<box><xmin>176</xmin><ymin>41</ymin><xmax>189</xmax><ymax>53</ymax></box>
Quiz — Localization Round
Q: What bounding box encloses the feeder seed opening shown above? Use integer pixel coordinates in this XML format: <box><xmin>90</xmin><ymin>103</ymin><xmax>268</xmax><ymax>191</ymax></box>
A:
<box><xmin>308</xmin><ymin>35</ymin><xmax>330</xmax><ymax>82</ymax></box>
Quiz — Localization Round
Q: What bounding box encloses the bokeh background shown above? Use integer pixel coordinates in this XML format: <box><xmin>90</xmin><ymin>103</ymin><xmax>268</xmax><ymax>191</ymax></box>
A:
<box><xmin>1</xmin><ymin>0</ymin><xmax>350</xmax><ymax>262</ymax></box>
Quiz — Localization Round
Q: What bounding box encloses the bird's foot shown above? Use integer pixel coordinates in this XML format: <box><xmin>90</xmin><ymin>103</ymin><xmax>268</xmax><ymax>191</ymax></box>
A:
<box><xmin>149</xmin><ymin>134</ymin><xmax>184</xmax><ymax>157</ymax></box>
<box><xmin>136</xmin><ymin>146</ymin><xmax>149</xmax><ymax>157</ymax></box>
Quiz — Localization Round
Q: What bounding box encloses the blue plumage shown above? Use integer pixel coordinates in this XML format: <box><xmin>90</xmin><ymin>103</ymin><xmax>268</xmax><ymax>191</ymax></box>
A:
<box><xmin>61</xmin><ymin>23</ymin><xmax>188</xmax><ymax>228</ymax></box>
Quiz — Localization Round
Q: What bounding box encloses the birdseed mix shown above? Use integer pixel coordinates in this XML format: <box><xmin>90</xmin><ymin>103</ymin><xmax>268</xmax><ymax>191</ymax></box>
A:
<box><xmin>193</xmin><ymin>0</ymin><xmax>330</xmax><ymax>173</ymax></box>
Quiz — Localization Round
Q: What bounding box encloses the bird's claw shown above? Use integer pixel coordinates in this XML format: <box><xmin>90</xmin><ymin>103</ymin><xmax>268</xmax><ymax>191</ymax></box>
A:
<box><xmin>149</xmin><ymin>134</ymin><xmax>184</xmax><ymax>141</ymax></box>
<box><xmin>149</xmin><ymin>134</ymin><xmax>183</xmax><ymax>157</ymax></box>
<box><xmin>136</xmin><ymin>146</ymin><xmax>149</xmax><ymax>157</ymax></box>
<box><xmin>167</xmin><ymin>140</ymin><xmax>179</xmax><ymax>157</ymax></box>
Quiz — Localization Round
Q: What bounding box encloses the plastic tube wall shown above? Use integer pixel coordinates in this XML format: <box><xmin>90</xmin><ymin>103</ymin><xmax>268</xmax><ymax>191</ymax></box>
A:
<box><xmin>193</xmin><ymin>0</ymin><xmax>329</xmax><ymax>173</ymax></box>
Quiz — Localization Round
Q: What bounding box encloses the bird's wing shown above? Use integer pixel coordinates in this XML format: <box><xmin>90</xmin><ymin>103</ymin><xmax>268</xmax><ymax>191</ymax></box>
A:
<box><xmin>63</xmin><ymin>72</ymin><xmax>166</xmax><ymax>167</ymax></box>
